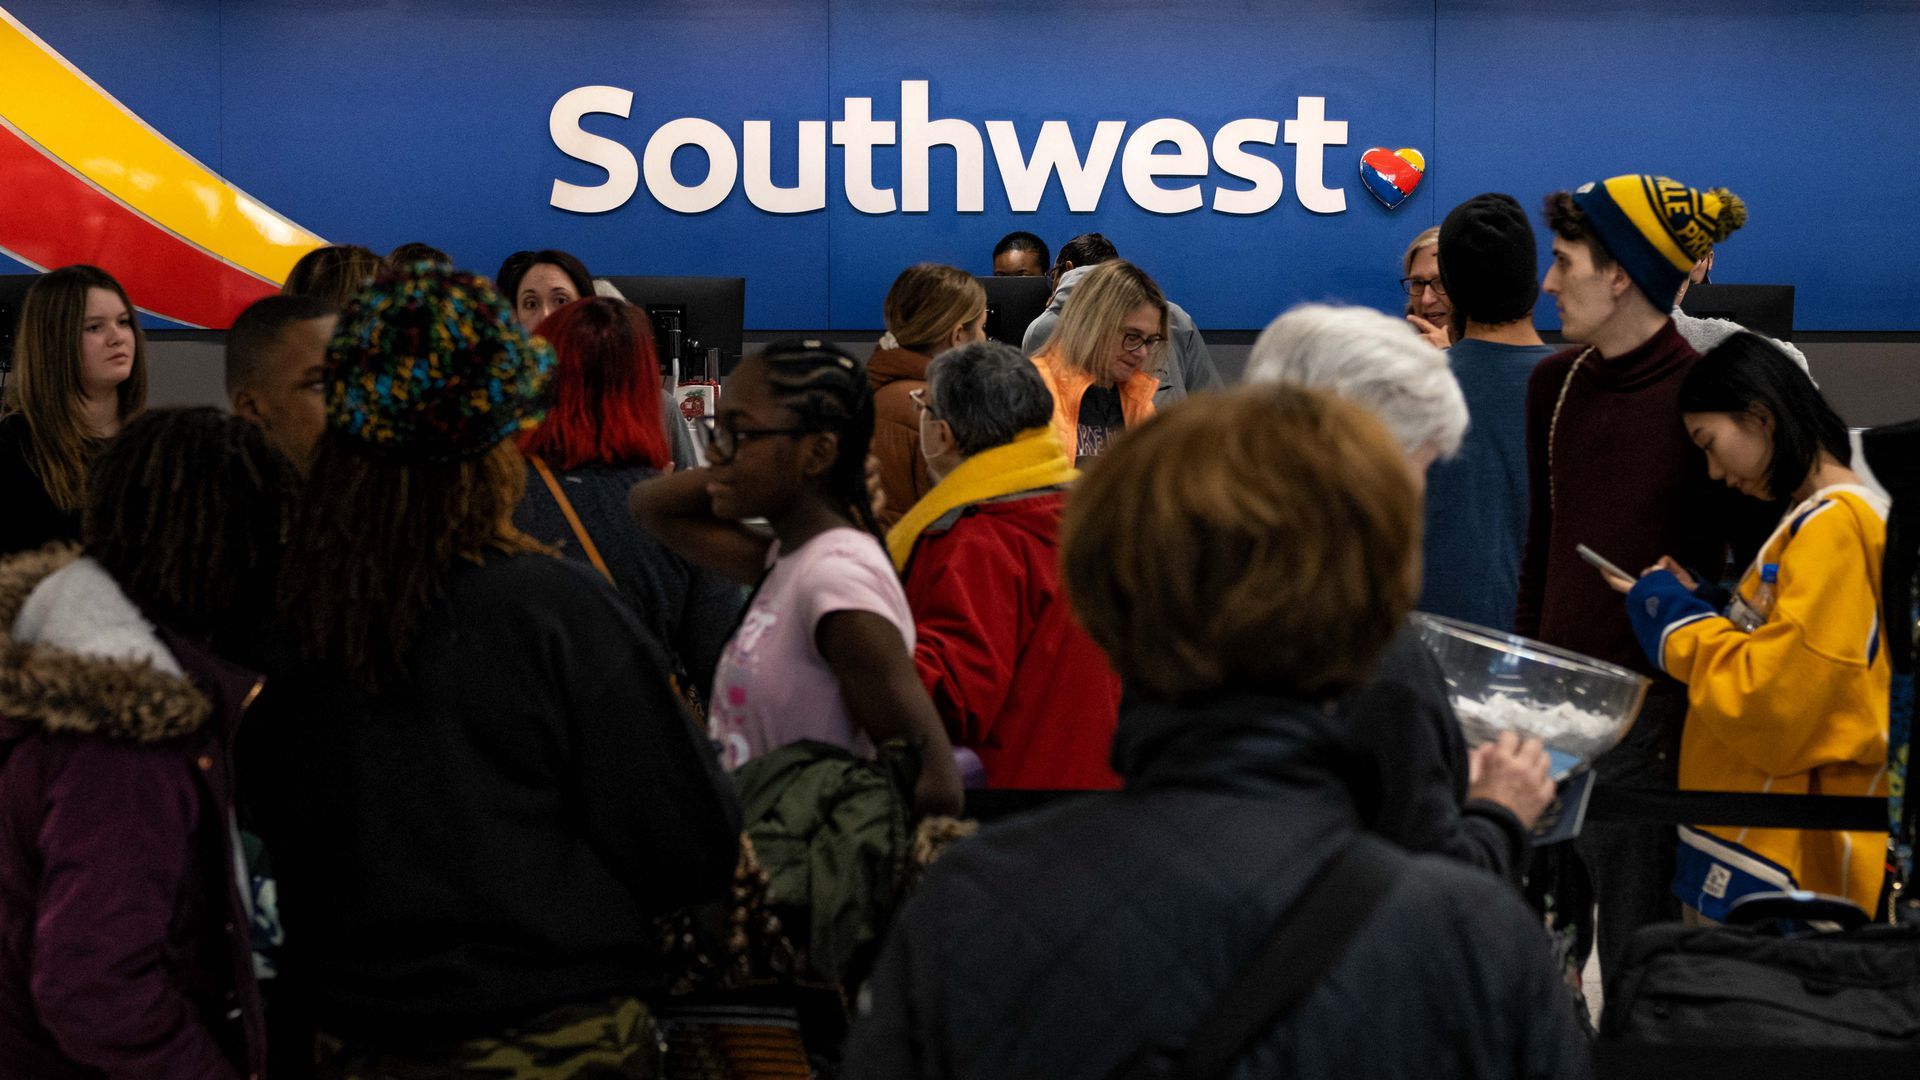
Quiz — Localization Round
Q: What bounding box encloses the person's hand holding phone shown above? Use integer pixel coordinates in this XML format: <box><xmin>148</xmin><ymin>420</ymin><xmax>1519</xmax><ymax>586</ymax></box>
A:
<box><xmin>1579</xmin><ymin>544</ymin><xmax>1638</xmax><ymax>594</ymax></box>
<box><xmin>1595</xmin><ymin>552</ymin><xmax>1698</xmax><ymax>595</ymax></box>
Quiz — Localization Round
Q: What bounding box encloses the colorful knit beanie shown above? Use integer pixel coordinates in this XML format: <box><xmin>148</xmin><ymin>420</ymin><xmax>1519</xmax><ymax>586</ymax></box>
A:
<box><xmin>1571</xmin><ymin>175</ymin><xmax>1746</xmax><ymax>309</ymax></box>
<box><xmin>325</xmin><ymin>262</ymin><xmax>555</xmax><ymax>462</ymax></box>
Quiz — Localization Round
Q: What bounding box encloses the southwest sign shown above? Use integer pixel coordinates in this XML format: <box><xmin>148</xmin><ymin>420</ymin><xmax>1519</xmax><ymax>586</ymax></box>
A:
<box><xmin>551</xmin><ymin>81</ymin><xmax>1398</xmax><ymax>219</ymax></box>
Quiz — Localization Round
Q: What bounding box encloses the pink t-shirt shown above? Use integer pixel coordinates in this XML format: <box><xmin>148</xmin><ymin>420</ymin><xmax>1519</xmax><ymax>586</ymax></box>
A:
<box><xmin>709</xmin><ymin>527</ymin><xmax>915</xmax><ymax>769</ymax></box>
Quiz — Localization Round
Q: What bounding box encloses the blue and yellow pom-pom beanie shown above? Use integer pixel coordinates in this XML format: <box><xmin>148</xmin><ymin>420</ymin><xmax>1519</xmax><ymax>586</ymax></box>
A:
<box><xmin>1571</xmin><ymin>175</ymin><xmax>1747</xmax><ymax>309</ymax></box>
<box><xmin>325</xmin><ymin>261</ymin><xmax>555</xmax><ymax>463</ymax></box>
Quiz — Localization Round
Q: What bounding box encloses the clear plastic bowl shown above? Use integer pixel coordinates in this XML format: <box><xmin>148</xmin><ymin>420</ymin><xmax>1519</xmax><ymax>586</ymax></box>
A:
<box><xmin>1411</xmin><ymin>613</ymin><xmax>1652</xmax><ymax>779</ymax></box>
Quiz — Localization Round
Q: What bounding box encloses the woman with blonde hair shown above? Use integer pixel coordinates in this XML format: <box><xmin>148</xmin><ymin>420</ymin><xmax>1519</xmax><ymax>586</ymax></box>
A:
<box><xmin>0</xmin><ymin>265</ymin><xmax>147</xmax><ymax>554</ymax></box>
<box><xmin>1402</xmin><ymin>225</ymin><xmax>1452</xmax><ymax>348</ymax></box>
<box><xmin>1027</xmin><ymin>259</ymin><xmax>1168</xmax><ymax>464</ymax></box>
<box><xmin>868</xmin><ymin>263</ymin><xmax>986</xmax><ymax>526</ymax></box>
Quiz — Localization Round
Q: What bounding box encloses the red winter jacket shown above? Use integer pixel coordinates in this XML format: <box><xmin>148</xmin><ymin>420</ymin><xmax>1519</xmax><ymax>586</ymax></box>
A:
<box><xmin>902</xmin><ymin>488</ymin><xmax>1122</xmax><ymax>790</ymax></box>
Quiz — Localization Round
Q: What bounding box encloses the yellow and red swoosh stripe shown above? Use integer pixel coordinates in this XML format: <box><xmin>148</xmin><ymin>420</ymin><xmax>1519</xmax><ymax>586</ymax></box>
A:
<box><xmin>0</xmin><ymin>5</ymin><xmax>325</xmax><ymax>327</ymax></box>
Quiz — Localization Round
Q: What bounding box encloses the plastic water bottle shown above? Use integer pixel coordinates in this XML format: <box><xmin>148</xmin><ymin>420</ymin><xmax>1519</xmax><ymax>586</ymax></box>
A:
<box><xmin>1727</xmin><ymin>563</ymin><xmax>1780</xmax><ymax>633</ymax></box>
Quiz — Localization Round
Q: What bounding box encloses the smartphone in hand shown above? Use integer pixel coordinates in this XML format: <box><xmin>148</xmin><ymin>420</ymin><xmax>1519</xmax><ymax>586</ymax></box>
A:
<box><xmin>1576</xmin><ymin>543</ymin><xmax>1632</xmax><ymax>583</ymax></box>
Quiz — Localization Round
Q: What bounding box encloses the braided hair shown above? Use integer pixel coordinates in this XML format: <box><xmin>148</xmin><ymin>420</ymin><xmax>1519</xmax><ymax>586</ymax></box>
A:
<box><xmin>83</xmin><ymin>407</ymin><xmax>290</xmax><ymax>647</ymax></box>
<box><xmin>760</xmin><ymin>339</ymin><xmax>885</xmax><ymax>540</ymax></box>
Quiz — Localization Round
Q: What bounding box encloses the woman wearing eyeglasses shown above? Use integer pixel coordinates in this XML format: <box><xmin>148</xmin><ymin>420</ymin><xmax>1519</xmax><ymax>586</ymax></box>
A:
<box><xmin>1402</xmin><ymin>225</ymin><xmax>1453</xmax><ymax>349</ymax></box>
<box><xmin>630</xmin><ymin>341</ymin><xmax>965</xmax><ymax>816</ymax></box>
<box><xmin>1027</xmin><ymin>260</ymin><xmax>1169</xmax><ymax>464</ymax></box>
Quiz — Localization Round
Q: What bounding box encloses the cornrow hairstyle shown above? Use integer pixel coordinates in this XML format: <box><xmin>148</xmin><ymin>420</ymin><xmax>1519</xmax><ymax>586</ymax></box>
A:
<box><xmin>760</xmin><ymin>339</ymin><xmax>885</xmax><ymax>540</ymax></box>
<box><xmin>84</xmin><ymin>407</ymin><xmax>290</xmax><ymax>648</ymax></box>
<box><xmin>277</xmin><ymin>436</ymin><xmax>548</xmax><ymax>693</ymax></box>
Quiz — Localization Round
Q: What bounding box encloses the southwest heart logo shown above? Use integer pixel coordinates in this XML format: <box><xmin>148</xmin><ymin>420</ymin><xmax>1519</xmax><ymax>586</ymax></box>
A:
<box><xmin>1360</xmin><ymin>147</ymin><xmax>1426</xmax><ymax>209</ymax></box>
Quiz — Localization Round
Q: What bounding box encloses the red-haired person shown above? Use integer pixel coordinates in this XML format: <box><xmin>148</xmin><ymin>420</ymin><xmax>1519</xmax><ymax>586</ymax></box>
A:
<box><xmin>496</xmin><ymin>249</ymin><xmax>701</xmax><ymax>470</ymax></box>
<box><xmin>515</xmin><ymin>297</ymin><xmax>746</xmax><ymax>695</ymax></box>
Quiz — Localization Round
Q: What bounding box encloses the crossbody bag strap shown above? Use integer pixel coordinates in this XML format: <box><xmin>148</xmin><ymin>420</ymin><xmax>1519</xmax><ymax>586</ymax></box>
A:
<box><xmin>1110</xmin><ymin>835</ymin><xmax>1406</xmax><ymax>1080</ymax></box>
<box><xmin>531</xmin><ymin>456</ymin><xmax>614</xmax><ymax>585</ymax></box>
<box><xmin>1545</xmin><ymin>347</ymin><xmax>1595</xmax><ymax>516</ymax></box>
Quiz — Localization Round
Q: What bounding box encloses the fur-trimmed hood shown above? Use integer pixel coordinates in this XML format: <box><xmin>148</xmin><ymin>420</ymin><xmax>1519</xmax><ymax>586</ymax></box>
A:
<box><xmin>0</xmin><ymin>544</ymin><xmax>209</xmax><ymax>742</ymax></box>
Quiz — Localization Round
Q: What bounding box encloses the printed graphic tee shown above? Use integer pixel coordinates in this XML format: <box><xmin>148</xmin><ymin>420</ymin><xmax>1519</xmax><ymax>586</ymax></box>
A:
<box><xmin>708</xmin><ymin>526</ymin><xmax>915</xmax><ymax>769</ymax></box>
<box><xmin>1076</xmin><ymin>384</ymin><xmax>1126</xmax><ymax>463</ymax></box>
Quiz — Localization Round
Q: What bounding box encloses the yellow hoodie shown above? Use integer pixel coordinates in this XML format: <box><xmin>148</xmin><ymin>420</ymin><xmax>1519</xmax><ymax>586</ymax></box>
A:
<box><xmin>1656</xmin><ymin>485</ymin><xmax>1890</xmax><ymax>917</ymax></box>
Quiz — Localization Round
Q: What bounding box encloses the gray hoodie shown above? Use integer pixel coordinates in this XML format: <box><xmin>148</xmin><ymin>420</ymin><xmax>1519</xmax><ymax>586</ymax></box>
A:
<box><xmin>1022</xmin><ymin>266</ymin><xmax>1222</xmax><ymax>405</ymax></box>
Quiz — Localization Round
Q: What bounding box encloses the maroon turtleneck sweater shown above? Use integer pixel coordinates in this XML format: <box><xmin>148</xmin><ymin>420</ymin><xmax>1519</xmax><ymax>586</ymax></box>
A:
<box><xmin>1514</xmin><ymin>319</ymin><xmax>1766</xmax><ymax>677</ymax></box>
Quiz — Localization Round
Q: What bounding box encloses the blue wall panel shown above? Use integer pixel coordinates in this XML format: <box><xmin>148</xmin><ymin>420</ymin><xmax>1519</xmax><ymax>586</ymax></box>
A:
<box><xmin>2</xmin><ymin>0</ymin><xmax>1913</xmax><ymax>329</ymax></box>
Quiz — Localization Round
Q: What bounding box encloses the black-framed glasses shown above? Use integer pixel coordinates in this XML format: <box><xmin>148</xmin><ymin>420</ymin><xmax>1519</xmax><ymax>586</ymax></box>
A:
<box><xmin>908</xmin><ymin>387</ymin><xmax>937</xmax><ymax>419</ymax></box>
<box><xmin>1399</xmin><ymin>275</ymin><xmax>1448</xmax><ymax>298</ymax></box>
<box><xmin>1119</xmin><ymin>330</ymin><xmax>1167</xmax><ymax>355</ymax></box>
<box><xmin>694</xmin><ymin>415</ymin><xmax>807</xmax><ymax>461</ymax></box>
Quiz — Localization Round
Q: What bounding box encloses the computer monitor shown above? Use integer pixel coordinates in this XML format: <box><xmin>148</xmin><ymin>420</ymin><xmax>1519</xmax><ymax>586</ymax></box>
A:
<box><xmin>976</xmin><ymin>275</ymin><xmax>1051</xmax><ymax>349</ymax></box>
<box><xmin>600</xmin><ymin>275</ymin><xmax>746</xmax><ymax>380</ymax></box>
<box><xmin>0</xmin><ymin>274</ymin><xmax>39</xmax><ymax>373</ymax></box>
<box><xmin>1680</xmin><ymin>284</ymin><xmax>1795</xmax><ymax>341</ymax></box>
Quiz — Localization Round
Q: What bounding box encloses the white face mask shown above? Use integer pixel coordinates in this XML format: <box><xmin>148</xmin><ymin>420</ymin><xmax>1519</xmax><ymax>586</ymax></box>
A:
<box><xmin>917</xmin><ymin>393</ymin><xmax>962</xmax><ymax>483</ymax></box>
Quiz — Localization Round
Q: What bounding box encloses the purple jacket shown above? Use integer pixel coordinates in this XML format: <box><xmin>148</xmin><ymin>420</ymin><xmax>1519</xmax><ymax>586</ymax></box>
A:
<box><xmin>0</xmin><ymin>546</ymin><xmax>267</xmax><ymax>1080</ymax></box>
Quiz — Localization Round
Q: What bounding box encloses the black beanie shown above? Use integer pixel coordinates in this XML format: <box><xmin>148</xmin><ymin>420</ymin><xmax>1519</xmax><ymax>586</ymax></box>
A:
<box><xmin>1437</xmin><ymin>193</ymin><xmax>1539</xmax><ymax>326</ymax></box>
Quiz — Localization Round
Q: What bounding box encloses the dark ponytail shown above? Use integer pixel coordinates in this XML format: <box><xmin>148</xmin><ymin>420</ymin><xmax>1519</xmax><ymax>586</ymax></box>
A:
<box><xmin>760</xmin><ymin>339</ymin><xmax>885</xmax><ymax>539</ymax></box>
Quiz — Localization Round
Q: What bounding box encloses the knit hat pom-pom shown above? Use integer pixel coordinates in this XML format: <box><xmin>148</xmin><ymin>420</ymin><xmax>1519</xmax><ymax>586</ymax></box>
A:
<box><xmin>1708</xmin><ymin>188</ymin><xmax>1747</xmax><ymax>242</ymax></box>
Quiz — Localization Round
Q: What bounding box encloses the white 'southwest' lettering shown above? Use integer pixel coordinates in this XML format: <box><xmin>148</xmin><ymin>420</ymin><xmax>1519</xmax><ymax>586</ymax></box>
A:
<box><xmin>548</xmin><ymin>81</ymin><xmax>1352</xmax><ymax>217</ymax></box>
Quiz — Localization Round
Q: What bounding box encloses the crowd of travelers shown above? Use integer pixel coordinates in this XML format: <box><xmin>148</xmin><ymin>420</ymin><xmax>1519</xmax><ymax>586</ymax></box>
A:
<box><xmin>0</xmin><ymin>172</ymin><xmax>1897</xmax><ymax>1078</ymax></box>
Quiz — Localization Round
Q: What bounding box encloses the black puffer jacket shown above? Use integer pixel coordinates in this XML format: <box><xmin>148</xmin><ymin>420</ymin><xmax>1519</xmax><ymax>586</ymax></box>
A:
<box><xmin>843</xmin><ymin>691</ymin><xmax>1589</xmax><ymax>1080</ymax></box>
<box><xmin>1345</xmin><ymin>628</ymin><xmax>1529</xmax><ymax>881</ymax></box>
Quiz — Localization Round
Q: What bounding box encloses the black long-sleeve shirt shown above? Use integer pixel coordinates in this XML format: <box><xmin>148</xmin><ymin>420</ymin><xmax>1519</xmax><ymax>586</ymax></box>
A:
<box><xmin>0</xmin><ymin>413</ymin><xmax>80</xmax><ymax>557</ymax></box>
<box><xmin>243</xmin><ymin>552</ymin><xmax>742</xmax><ymax>1045</ymax></box>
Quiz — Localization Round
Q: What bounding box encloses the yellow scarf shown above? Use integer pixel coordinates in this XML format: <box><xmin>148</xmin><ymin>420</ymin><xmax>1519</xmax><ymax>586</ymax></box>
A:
<box><xmin>886</xmin><ymin>426</ymin><xmax>1079</xmax><ymax>572</ymax></box>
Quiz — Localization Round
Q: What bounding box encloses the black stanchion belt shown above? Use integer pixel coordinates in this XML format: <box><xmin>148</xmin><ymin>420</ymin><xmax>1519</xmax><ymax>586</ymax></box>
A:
<box><xmin>1587</xmin><ymin>786</ymin><xmax>1886</xmax><ymax>831</ymax></box>
<box><xmin>966</xmin><ymin>787</ymin><xmax>1890</xmax><ymax>832</ymax></box>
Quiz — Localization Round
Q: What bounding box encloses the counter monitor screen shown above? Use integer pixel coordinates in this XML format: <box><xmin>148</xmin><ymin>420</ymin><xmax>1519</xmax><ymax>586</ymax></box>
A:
<box><xmin>1680</xmin><ymin>284</ymin><xmax>1795</xmax><ymax>341</ymax></box>
<box><xmin>602</xmin><ymin>275</ymin><xmax>746</xmax><ymax>379</ymax></box>
<box><xmin>976</xmin><ymin>275</ymin><xmax>1050</xmax><ymax>349</ymax></box>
